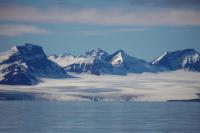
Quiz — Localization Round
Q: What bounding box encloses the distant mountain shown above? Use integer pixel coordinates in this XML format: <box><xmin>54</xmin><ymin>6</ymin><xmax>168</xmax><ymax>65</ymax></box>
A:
<box><xmin>151</xmin><ymin>49</ymin><xmax>200</xmax><ymax>71</ymax></box>
<box><xmin>50</xmin><ymin>48</ymin><xmax>114</xmax><ymax>75</ymax></box>
<box><xmin>48</xmin><ymin>53</ymin><xmax>79</xmax><ymax>68</ymax></box>
<box><xmin>1</xmin><ymin>44</ymin><xmax>199</xmax><ymax>86</ymax></box>
<box><xmin>85</xmin><ymin>48</ymin><xmax>109</xmax><ymax>60</ymax></box>
<box><xmin>48</xmin><ymin>49</ymin><xmax>109</xmax><ymax>68</ymax></box>
<box><xmin>50</xmin><ymin>49</ymin><xmax>162</xmax><ymax>75</ymax></box>
<box><xmin>0</xmin><ymin>43</ymin><xmax>69</xmax><ymax>85</ymax></box>
<box><xmin>106</xmin><ymin>50</ymin><xmax>161</xmax><ymax>73</ymax></box>
<box><xmin>67</xmin><ymin>58</ymin><xmax>114</xmax><ymax>75</ymax></box>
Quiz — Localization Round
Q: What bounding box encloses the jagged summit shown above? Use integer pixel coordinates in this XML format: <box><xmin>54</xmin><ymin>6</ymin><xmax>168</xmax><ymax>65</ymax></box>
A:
<box><xmin>0</xmin><ymin>43</ymin><xmax>46</xmax><ymax>63</ymax></box>
<box><xmin>107</xmin><ymin>50</ymin><xmax>159</xmax><ymax>73</ymax></box>
<box><xmin>106</xmin><ymin>50</ymin><xmax>142</xmax><ymax>66</ymax></box>
<box><xmin>85</xmin><ymin>48</ymin><xmax>109</xmax><ymax>59</ymax></box>
<box><xmin>60</xmin><ymin>52</ymin><xmax>73</xmax><ymax>58</ymax></box>
<box><xmin>107</xmin><ymin>50</ymin><xmax>126</xmax><ymax>65</ymax></box>
<box><xmin>1</xmin><ymin>44</ymin><xmax>199</xmax><ymax>85</ymax></box>
<box><xmin>151</xmin><ymin>48</ymin><xmax>200</xmax><ymax>71</ymax></box>
<box><xmin>48</xmin><ymin>48</ymin><xmax>165</xmax><ymax>75</ymax></box>
<box><xmin>152</xmin><ymin>51</ymin><xmax>169</xmax><ymax>65</ymax></box>
<box><xmin>0</xmin><ymin>43</ymin><xmax>69</xmax><ymax>85</ymax></box>
<box><xmin>182</xmin><ymin>48</ymin><xmax>196</xmax><ymax>53</ymax></box>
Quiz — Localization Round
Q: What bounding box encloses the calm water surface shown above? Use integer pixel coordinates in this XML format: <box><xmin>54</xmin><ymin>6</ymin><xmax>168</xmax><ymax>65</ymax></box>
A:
<box><xmin>0</xmin><ymin>101</ymin><xmax>200</xmax><ymax>133</ymax></box>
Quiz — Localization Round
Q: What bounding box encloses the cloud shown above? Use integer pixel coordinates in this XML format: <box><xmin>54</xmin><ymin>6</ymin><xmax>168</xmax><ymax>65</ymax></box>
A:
<box><xmin>63</xmin><ymin>28</ymin><xmax>147</xmax><ymax>36</ymax></box>
<box><xmin>118</xmin><ymin>28</ymin><xmax>146</xmax><ymax>32</ymax></box>
<box><xmin>110</xmin><ymin>0</ymin><xmax>200</xmax><ymax>9</ymax></box>
<box><xmin>0</xmin><ymin>23</ymin><xmax>145</xmax><ymax>37</ymax></box>
<box><xmin>0</xmin><ymin>24</ymin><xmax>49</xmax><ymax>36</ymax></box>
<box><xmin>0</xmin><ymin>6</ymin><xmax>200</xmax><ymax>26</ymax></box>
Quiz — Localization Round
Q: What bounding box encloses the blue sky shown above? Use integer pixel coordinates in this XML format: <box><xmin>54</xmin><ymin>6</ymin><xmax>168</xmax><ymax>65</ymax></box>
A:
<box><xmin>0</xmin><ymin>0</ymin><xmax>200</xmax><ymax>61</ymax></box>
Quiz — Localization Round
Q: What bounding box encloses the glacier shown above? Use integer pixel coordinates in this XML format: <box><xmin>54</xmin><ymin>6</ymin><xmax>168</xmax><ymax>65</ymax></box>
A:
<box><xmin>0</xmin><ymin>70</ymin><xmax>199</xmax><ymax>101</ymax></box>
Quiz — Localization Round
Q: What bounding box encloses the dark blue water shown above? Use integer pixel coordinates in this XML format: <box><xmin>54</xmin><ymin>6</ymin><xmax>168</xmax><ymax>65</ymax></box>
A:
<box><xmin>0</xmin><ymin>101</ymin><xmax>200</xmax><ymax>133</ymax></box>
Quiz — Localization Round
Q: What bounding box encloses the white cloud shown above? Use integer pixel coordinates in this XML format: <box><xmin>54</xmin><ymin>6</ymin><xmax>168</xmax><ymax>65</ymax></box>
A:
<box><xmin>0</xmin><ymin>24</ymin><xmax>49</xmax><ymax>36</ymax></box>
<box><xmin>0</xmin><ymin>23</ymin><xmax>146</xmax><ymax>37</ymax></box>
<box><xmin>118</xmin><ymin>28</ymin><xmax>147</xmax><ymax>32</ymax></box>
<box><xmin>61</xmin><ymin>28</ymin><xmax>147</xmax><ymax>36</ymax></box>
<box><xmin>0</xmin><ymin>6</ymin><xmax>200</xmax><ymax>26</ymax></box>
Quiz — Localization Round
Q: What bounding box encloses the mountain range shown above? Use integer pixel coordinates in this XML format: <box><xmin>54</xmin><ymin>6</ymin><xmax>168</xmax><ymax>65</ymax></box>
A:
<box><xmin>49</xmin><ymin>49</ymin><xmax>165</xmax><ymax>75</ymax></box>
<box><xmin>0</xmin><ymin>43</ymin><xmax>200</xmax><ymax>85</ymax></box>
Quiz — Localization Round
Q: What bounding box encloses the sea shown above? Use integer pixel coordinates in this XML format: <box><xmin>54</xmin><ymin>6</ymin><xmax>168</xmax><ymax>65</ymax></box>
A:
<box><xmin>0</xmin><ymin>101</ymin><xmax>200</xmax><ymax>133</ymax></box>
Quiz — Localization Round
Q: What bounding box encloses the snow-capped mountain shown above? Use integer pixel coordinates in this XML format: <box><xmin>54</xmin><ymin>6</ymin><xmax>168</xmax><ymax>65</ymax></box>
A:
<box><xmin>50</xmin><ymin>49</ymin><xmax>162</xmax><ymax>75</ymax></box>
<box><xmin>151</xmin><ymin>49</ymin><xmax>200</xmax><ymax>71</ymax></box>
<box><xmin>0</xmin><ymin>43</ymin><xmax>68</xmax><ymax>85</ymax></box>
<box><xmin>85</xmin><ymin>48</ymin><xmax>109</xmax><ymax>59</ymax></box>
<box><xmin>67</xmin><ymin>58</ymin><xmax>114</xmax><ymax>75</ymax></box>
<box><xmin>48</xmin><ymin>49</ymin><xmax>108</xmax><ymax>68</ymax></box>
<box><xmin>49</xmin><ymin>48</ymin><xmax>114</xmax><ymax>75</ymax></box>
<box><xmin>1</xmin><ymin>44</ymin><xmax>199</xmax><ymax>85</ymax></box>
<box><xmin>67</xmin><ymin>48</ymin><xmax>113</xmax><ymax>75</ymax></box>
<box><xmin>106</xmin><ymin>50</ymin><xmax>161</xmax><ymax>73</ymax></box>
<box><xmin>48</xmin><ymin>53</ymin><xmax>83</xmax><ymax>68</ymax></box>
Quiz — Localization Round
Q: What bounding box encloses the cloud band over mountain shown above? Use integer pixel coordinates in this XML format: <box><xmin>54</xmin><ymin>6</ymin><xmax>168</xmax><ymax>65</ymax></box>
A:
<box><xmin>0</xmin><ymin>6</ymin><xmax>200</xmax><ymax>26</ymax></box>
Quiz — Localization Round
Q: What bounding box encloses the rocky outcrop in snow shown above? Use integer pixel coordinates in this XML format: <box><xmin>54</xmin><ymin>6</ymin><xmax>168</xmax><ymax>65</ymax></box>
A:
<box><xmin>1</xmin><ymin>44</ymin><xmax>199</xmax><ymax>86</ymax></box>
<box><xmin>106</xmin><ymin>50</ymin><xmax>161</xmax><ymax>73</ymax></box>
<box><xmin>50</xmin><ymin>49</ymin><xmax>163</xmax><ymax>75</ymax></box>
<box><xmin>151</xmin><ymin>49</ymin><xmax>200</xmax><ymax>71</ymax></box>
<box><xmin>0</xmin><ymin>43</ymin><xmax>69</xmax><ymax>85</ymax></box>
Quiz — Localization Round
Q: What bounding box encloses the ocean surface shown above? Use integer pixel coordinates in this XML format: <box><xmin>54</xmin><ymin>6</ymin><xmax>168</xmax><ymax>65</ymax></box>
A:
<box><xmin>0</xmin><ymin>101</ymin><xmax>200</xmax><ymax>133</ymax></box>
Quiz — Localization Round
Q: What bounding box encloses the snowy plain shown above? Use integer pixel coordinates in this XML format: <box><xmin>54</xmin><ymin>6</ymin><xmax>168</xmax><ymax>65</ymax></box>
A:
<box><xmin>0</xmin><ymin>70</ymin><xmax>200</xmax><ymax>101</ymax></box>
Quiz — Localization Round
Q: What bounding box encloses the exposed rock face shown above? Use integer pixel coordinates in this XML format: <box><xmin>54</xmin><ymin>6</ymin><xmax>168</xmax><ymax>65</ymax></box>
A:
<box><xmin>0</xmin><ymin>43</ymin><xmax>69</xmax><ymax>85</ymax></box>
<box><xmin>151</xmin><ymin>49</ymin><xmax>200</xmax><ymax>71</ymax></box>
<box><xmin>106</xmin><ymin>50</ymin><xmax>160</xmax><ymax>73</ymax></box>
<box><xmin>50</xmin><ymin>49</ymin><xmax>162</xmax><ymax>75</ymax></box>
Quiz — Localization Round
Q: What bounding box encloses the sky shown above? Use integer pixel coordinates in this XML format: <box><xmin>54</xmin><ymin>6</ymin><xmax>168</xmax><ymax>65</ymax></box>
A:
<box><xmin>0</xmin><ymin>0</ymin><xmax>200</xmax><ymax>61</ymax></box>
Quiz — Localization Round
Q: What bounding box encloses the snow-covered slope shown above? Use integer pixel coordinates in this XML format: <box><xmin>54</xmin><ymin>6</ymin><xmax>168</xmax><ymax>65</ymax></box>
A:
<box><xmin>85</xmin><ymin>48</ymin><xmax>109</xmax><ymax>59</ymax></box>
<box><xmin>50</xmin><ymin>49</ymin><xmax>164</xmax><ymax>75</ymax></box>
<box><xmin>0</xmin><ymin>45</ymin><xmax>200</xmax><ymax>86</ymax></box>
<box><xmin>67</xmin><ymin>58</ymin><xmax>114</xmax><ymax>75</ymax></box>
<box><xmin>49</xmin><ymin>53</ymin><xmax>89</xmax><ymax>68</ymax></box>
<box><xmin>151</xmin><ymin>49</ymin><xmax>200</xmax><ymax>71</ymax></box>
<box><xmin>66</xmin><ymin>49</ymin><xmax>113</xmax><ymax>75</ymax></box>
<box><xmin>151</xmin><ymin>52</ymin><xmax>168</xmax><ymax>65</ymax></box>
<box><xmin>106</xmin><ymin>50</ymin><xmax>161</xmax><ymax>73</ymax></box>
<box><xmin>0</xmin><ymin>43</ymin><xmax>69</xmax><ymax>85</ymax></box>
<box><xmin>49</xmin><ymin>48</ymin><xmax>114</xmax><ymax>75</ymax></box>
<box><xmin>49</xmin><ymin>48</ymin><xmax>109</xmax><ymax>66</ymax></box>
